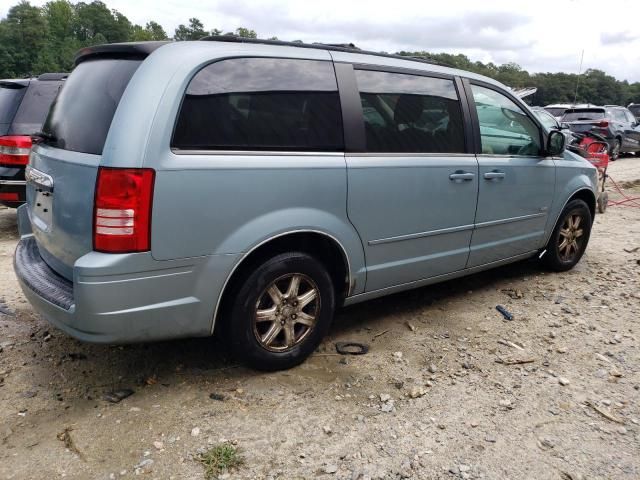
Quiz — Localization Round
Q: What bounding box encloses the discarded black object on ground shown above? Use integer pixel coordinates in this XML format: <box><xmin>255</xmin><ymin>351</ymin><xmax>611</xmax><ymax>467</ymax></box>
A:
<box><xmin>209</xmin><ymin>392</ymin><xmax>226</xmax><ymax>401</ymax></box>
<box><xmin>102</xmin><ymin>388</ymin><xmax>134</xmax><ymax>403</ymax></box>
<box><xmin>496</xmin><ymin>305</ymin><xmax>514</xmax><ymax>321</ymax></box>
<box><xmin>335</xmin><ymin>341</ymin><xmax>369</xmax><ymax>355</ymax></box>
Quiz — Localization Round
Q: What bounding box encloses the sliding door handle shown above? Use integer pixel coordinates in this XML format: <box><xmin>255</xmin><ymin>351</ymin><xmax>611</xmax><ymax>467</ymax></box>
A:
<box><xmin>483</xmin><ymin>171</ymin><xmax>506</xmax><ymax>180</ymax></box>
<box><xmin>449</xmin><ymin>171</ymin><xmax>475</xmax><ymax>182</ymax></box>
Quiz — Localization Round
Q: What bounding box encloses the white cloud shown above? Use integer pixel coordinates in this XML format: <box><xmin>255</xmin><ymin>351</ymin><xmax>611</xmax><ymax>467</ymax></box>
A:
<box><xmin>3</xmin><ymin>0</ymin><xmax>640</xmax><ymax>81</ymax></box>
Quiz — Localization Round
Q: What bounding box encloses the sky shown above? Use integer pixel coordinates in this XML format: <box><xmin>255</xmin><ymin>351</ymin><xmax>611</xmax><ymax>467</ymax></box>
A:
<box><xmin>2</xmin><ymin>0</ymin><xmax>640</xmax><ymax>82</ymax></box>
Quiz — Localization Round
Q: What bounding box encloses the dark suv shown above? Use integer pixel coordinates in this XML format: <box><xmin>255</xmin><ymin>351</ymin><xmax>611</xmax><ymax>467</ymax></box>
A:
<box><xmin>561</xmin><ymin>106</ymin><xmax>640</xmax><ymax>159</ymax></box>
<box><xmin>629</xmin><ymin>103</ymin><xmax>640</xmax><ymax>122</ymax></box>
<box><xmin>0</xmin><ymin>73</ymin><xmax>66</xmax><ymax>207</ymax></box>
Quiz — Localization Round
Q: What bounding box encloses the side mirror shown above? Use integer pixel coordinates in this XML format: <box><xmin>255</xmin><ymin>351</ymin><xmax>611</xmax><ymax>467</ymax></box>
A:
<box><xmin>547</xmin><ymin>130</ymin><xmax>565</xmax><ymax>156</ymax></box>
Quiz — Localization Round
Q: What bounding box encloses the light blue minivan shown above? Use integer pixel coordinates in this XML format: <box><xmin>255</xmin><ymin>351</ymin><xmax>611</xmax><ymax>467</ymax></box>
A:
<box><xmin>14</xmin><ymin>38</ymin><xmax>598</xmax><ymax>370</ymax></box>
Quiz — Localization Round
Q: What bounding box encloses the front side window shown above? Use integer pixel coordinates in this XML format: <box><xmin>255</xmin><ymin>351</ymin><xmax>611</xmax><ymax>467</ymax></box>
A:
<box><xmin>472</xmin><ymin>85</ymin><xmax>541</xmax><ymax>156</ymax></box>
<box><xmin>172</xmin><ymin>58</ymin><xmax>343</xmax><ymax>151</ymax></box>
<box><xmin>354</xmin><ymin>69</ymin><xmax>465</xmax><ymax>153</ymax></box>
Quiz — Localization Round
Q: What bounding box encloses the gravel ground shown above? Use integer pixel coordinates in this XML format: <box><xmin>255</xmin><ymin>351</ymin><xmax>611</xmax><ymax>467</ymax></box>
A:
<box><xmin>1</xmin><ymin>156</ymin><xmax>639</xmax><ymax>480</ymax></box>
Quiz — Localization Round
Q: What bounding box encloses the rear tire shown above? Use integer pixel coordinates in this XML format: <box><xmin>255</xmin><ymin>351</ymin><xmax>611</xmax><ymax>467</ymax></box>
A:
<box><xmin>610</xmin><ymin>138</ymin><xmax>621</xmax><ymax>161</ymax></box>
<box><xmin>542</xmin><ymin>199</ymin><xmax>592</xmax><ymax>272</ymax></box>
<box><xmin>228</xmin><ymin>252</ymin><xmax>335</xmax><ymax>371</ymax></box>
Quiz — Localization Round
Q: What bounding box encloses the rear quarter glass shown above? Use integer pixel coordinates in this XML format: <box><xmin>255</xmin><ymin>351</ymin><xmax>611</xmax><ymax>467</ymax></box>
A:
<box><xmin>42</xmin><ymin>59</ymin><xmax>142</xmax><ymax>154</ymax></box>
<box><xmin>0</xmin><ymin>85</ymin><xmax>27</xmax><ymax>125</ymax></box>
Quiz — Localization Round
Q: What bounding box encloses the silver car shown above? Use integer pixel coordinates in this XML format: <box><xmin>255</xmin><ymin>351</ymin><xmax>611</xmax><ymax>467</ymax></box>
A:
<box><xmin>14</xmin><ymin>38</ymin><xmax>598</xmax><ymax>370</ymax></box>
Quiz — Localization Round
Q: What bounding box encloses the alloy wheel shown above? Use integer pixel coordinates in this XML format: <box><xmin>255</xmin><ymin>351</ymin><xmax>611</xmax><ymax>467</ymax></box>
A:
<box><xmin>558</xmin><ymin>213</ymin><xmax>585</xmax><ymax>262</ymax></box>
<box><xmin>253</xmin><ymin>273</ymin><xmax>320</xmax><ymax>352</ymax></box>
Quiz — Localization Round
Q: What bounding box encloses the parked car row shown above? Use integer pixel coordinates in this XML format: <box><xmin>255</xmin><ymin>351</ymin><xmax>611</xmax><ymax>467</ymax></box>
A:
<box><xmin>0</xmin><ymin>74</ymin><xmax>66</xmax><ymax>207</ymax></box>
<box><xmin>12</xmin><ymin>38</ymin><xmax>598</xmax><ymax>370</ymax></box>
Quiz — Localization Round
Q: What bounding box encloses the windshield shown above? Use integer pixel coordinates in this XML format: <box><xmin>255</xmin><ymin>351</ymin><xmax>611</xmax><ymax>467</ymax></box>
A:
<box><xmin>0</xmin><ymin>84</ymin><xmax>27</xmax><ymax>125</ymax></box>
<box><xmin>42</xmin><ymin>58</ymin><xmax>142</xmax><ymax>154</ymax></box>
<box><xmin>561</xmin><ymin>110</ymin><xmax>605</xmax><ymax>122</ymax></box>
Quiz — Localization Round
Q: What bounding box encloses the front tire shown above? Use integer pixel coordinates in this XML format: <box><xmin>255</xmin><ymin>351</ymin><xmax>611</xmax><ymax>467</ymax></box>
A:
<box><xmin>228</xmin><ymin>252</ymin><xmax>335</xmax><ymax>371</ymax></box>
<box><xmin>542</xmin><ymin>199</ymin><xmax>592</xmax><ymax>272</ymax></box>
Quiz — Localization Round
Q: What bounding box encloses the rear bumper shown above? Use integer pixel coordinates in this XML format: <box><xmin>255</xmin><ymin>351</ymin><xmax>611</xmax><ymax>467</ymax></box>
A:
<box><xmin>0</xmin><ymin>178</ymin><xmax>26</xmax><ymax>207</ymax></box>
<box><xmin>14</xmin><ymin>221</ymin><xmax>240</xmax><ymax>344</ymax></box>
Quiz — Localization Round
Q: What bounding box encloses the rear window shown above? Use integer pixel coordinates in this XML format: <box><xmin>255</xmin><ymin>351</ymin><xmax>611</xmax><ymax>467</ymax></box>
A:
<box><xmin>561</xmin><ymin>109</ymin><xmax>605</xmax><ymax>122</ymax></box>
<box><xmin>628</xmin><ymin>105</ymin><xmax>640</xmax><ymax>116</ymax></box>
<box><xmin>544</xmin><ymin>107</ymin><xmax>566</xmax><ymax>118</ymax></box>
<box><xmin>42</xmin><ymin>59</ymin><xmax>141</xmax><ymax>154</ymax></box>
<box><xmin>172</xmin><ymin>58</ymin><xmax>343</xmax><ymax>151</ymax></box>
<box><xmin>11</xmin><ymin>81</ymin><xmax>62</xmax><ymax>135</ymax></box>
<box><xmin>0</xmin><ymin>84</ymin><xmax>27</xmax><ymax>125</ymax></box>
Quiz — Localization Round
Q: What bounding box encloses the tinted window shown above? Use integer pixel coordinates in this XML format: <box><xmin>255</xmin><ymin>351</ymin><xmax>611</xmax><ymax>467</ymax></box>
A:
<box><xmin>624</xmin><ymin>110</ymin><xmax>637</xmax><ymax>123</ymax></box>
<box><xmin>561</xmin><ymin>109</ymin><xmax>605</xmax><ymax>122</ymax></box>
<box><xmin>0</xmin><ymin>84</ymin><xmax>26</xmax><ymax>125</ymax></box>
<box><xmin>544</xmin><ymin>107</ymin><xmax>566</xmax><ymax>118</ymax></box>
<box><xmin>42</xmin><ymin>59</ymin><xmax>142</xmax><ymax>154</ymax></box>
<box><xmin>11</xmin><ymin>81</ymin><xmax>63</xmax><ymax>135</ymax></box>
<box><xmin>472</xmin><ymin>85</ymin><xmax>541</xmax><ymax>156</ymax></box>
<box><xmin>354</xmin><ymin>70</ymin><xmax>465</xmax><ymax>153</ymax></box>
<box><xmin>173</xmin><ymin>58</ymin><xmax>343</xmax><ymax>151</ymax></box>
<box><xmin>628</xmin><ymin>105</ymin><xmax>640</xmax><ymax>117</ymax></box>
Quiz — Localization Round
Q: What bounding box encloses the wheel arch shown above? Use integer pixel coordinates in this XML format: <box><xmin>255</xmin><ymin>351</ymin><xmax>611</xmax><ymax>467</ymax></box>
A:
<box><xmin>543</xmin><ymin>186</ymin><xmax>597</xmax><ymax>247</ymax></box>
<box><xmin>211</xmin><ymin>230</ymin><xmax>352</xmax><ymax>334</ymax></box>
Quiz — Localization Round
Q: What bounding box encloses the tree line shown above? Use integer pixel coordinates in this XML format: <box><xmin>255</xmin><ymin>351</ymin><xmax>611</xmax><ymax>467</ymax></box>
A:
<box><xmin>1</xmin><ymin>0</ymin><xmax>639</xmax><ymax>107</ymax></box>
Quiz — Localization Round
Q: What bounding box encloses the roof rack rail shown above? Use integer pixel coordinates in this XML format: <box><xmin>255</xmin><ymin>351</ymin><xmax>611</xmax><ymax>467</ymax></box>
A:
<box><xmin>199</xmin><ymin>35</ymin><xmax>449</xmax><ymax>68</ymax></box>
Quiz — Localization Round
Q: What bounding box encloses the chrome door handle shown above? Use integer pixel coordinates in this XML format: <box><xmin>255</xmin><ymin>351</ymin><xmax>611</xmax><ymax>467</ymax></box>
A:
<box><xmin>449</xmin><ymin>172</ymin><xmax>475</xmax><ymax>182</ymax></box>
<box><xmin>483</xmin><ymin>171</ymin><xmax>506</xmax><ymax>180</ymax></box>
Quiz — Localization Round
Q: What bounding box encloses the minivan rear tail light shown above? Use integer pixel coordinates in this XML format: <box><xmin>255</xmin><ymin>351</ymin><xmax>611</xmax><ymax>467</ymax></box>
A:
<box><xmin>93</xmin><ymin>167</ymin><xmax>155</xmax><ymax>253</ymax></box>
<box><xmin>0</xmin><ymin>136</ymin><xmax>32</xmax><ymax>166</ymax></box>
<box><xmin>596</xmin><ymin>120</ymin><xmax>609</xmax><ymax>128</ymax></box>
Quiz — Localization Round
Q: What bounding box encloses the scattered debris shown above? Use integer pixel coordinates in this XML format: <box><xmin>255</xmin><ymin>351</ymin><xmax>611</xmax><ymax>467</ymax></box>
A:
<box><xmin>583</xmin><ymin>401</ymin><xmax>625</xmax><ymax>424</ymax></box>
<box><xmin>68</xmin><ymin>352</ymin><xmax>87</xmax><ymax>361</ymax></box>
<box><xmin>372</xmin><ymin>329</ymin><xmax>389</xmax><ymax>340</ymax></box>
<box><xmin>102</xmin><ymin>388</ymin><xmax>134</xmax><ymax>404</ymax></box>
<box><xmin>405</xmin><ymin>321</ymin><xmax>416</xmax><ymax>332</ymax></box>
<box><xmin>496</xmin><ymin>305</ymin><xmax>514</xmax><ymax>321</ymax></box>
<box><xmin>623</xmin><ymin>246</ymin><xmax>639</xmax><ymax>253</ymax></box>
<box><xmin>558</xmin><ymin>377</ymin><xmax>570</xmax><ymax>386</ymax></box>
<box><xmin>335</xmin><ymin>342</ymin><xmax>369</xmax><ymax>355</ymax></box>
<box><xmin>496</xmin><ymin>356</ymin><xmax>536</xmax><ymax>365</ymax></box>
<box><xmin>191</xmin><ymin>427</ymin><xmax>201</xmax><ymax>437</ymax></box>
<box><xmin>56</xmin><ymin>427</ymin><xmax>84</xmax><ymax>459</ymax></box>
<box><xmin>501</xmin><ymin>288</ymin><xmax>524</xmax><ymax>299</ymax></box>
<box><xmin>209</xmin><ymin>392</ymin><xmax>226</xmax><ymax>401</ymax></box>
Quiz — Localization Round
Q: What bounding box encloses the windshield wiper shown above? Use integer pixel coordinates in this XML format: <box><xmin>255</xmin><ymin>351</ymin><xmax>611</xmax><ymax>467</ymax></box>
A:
<box><xmin>31</xmin><ymin>131</ymin><xmax>57</xmax><ymax>144</ymax></box>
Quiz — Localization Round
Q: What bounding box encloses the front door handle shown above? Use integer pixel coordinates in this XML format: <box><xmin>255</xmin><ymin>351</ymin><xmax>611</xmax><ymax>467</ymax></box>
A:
<box><xmin>449</xmin><ymin>171</ymin><xmax>475</xmax><ymax>182</ymax></box>
<box><xmin>483</xmin><ymin>171</ymin><xmax>506</xmax><ymax>180</ymax></box>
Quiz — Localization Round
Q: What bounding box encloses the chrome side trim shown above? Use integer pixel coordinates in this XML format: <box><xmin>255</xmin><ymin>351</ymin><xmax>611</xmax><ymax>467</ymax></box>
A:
<box><xmin>172</xmin><ymin>149</ymin><xmax>344</xmax><ymax>157</ymax></box>
<box><xmin>368</xmin><ymin>213</ymin><xmax>545</xmax><ymax>246</ymax></box>
<box><xmin>474</xmin><ymin>212</ymin><xmax>546</xmax><ymax>229</ymax></box>
<box><xmin>343</xmin><ymin>250</ymin><xmax>538</xmax><ymax>306</ymax></box>
<box><xmin>368</xmin><ymin>223</ymin><xmax>474</xmax><ymax>246</ymax></box>
<box><xmin>210</xmin><ymin>229</ymin><xmax>352</xmax><ymax>334</ymax></box>
<box><xmin>0</xmin><ymin>180</ymin><xmax>26</xmax><ymax>186</ymax></box>
<box><xmin>347</xmin><ymin>152</ymin><xmax>476</xmax><ymax>158</ymax></box>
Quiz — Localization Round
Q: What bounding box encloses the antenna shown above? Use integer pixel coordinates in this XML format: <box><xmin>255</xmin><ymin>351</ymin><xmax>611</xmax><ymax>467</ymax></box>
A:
<box><xmin>573</xmin><ymin>49</ymin><xmax>584</xmax><ymax>106</ymax></box>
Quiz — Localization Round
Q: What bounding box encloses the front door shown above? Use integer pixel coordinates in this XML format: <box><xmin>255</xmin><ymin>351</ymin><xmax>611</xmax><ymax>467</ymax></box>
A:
<box><xmin>466</xmin><ymin>83</ymin><xmax>555</xmax><ymax>268</ymax></box>
<box><xmin>344</xmin><ymin>68</ymin><xmax>478</xmax><ymax>292</ymax></box>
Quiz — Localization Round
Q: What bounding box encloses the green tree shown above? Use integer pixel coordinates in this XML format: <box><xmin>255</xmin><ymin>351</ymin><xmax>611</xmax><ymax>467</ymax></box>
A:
<box><xmin>131</xmin><ymin>21</ymin><xmax>168</xmax><ymax>41</ymax></box>
<box><xmin>0</xmin><ymin>1</ymin><xmax>48</xmax><ymax>77</ymax></box>
<box><xmin>174</xmin><ymin>17</ymin><xmax>206</xmax><ymax>40</ymax></box>
<box><xmin>72</xmin><ymin>1</ymin><xmax>130</xmax><ymax>44</ymax></box>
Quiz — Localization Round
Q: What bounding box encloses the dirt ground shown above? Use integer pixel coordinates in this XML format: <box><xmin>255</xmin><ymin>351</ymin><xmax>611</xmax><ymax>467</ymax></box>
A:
<box><xmin>1</xmin><ymin>156</ymin><xmax>639</xmax><ymax>480</ymax></box>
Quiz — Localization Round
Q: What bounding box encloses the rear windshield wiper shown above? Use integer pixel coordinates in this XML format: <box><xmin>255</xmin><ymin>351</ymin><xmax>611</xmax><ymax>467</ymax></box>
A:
<box><xmin>31</xmin><ymin>131</ymin><xmax>57</xmax><ymax>144</ymax></box>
